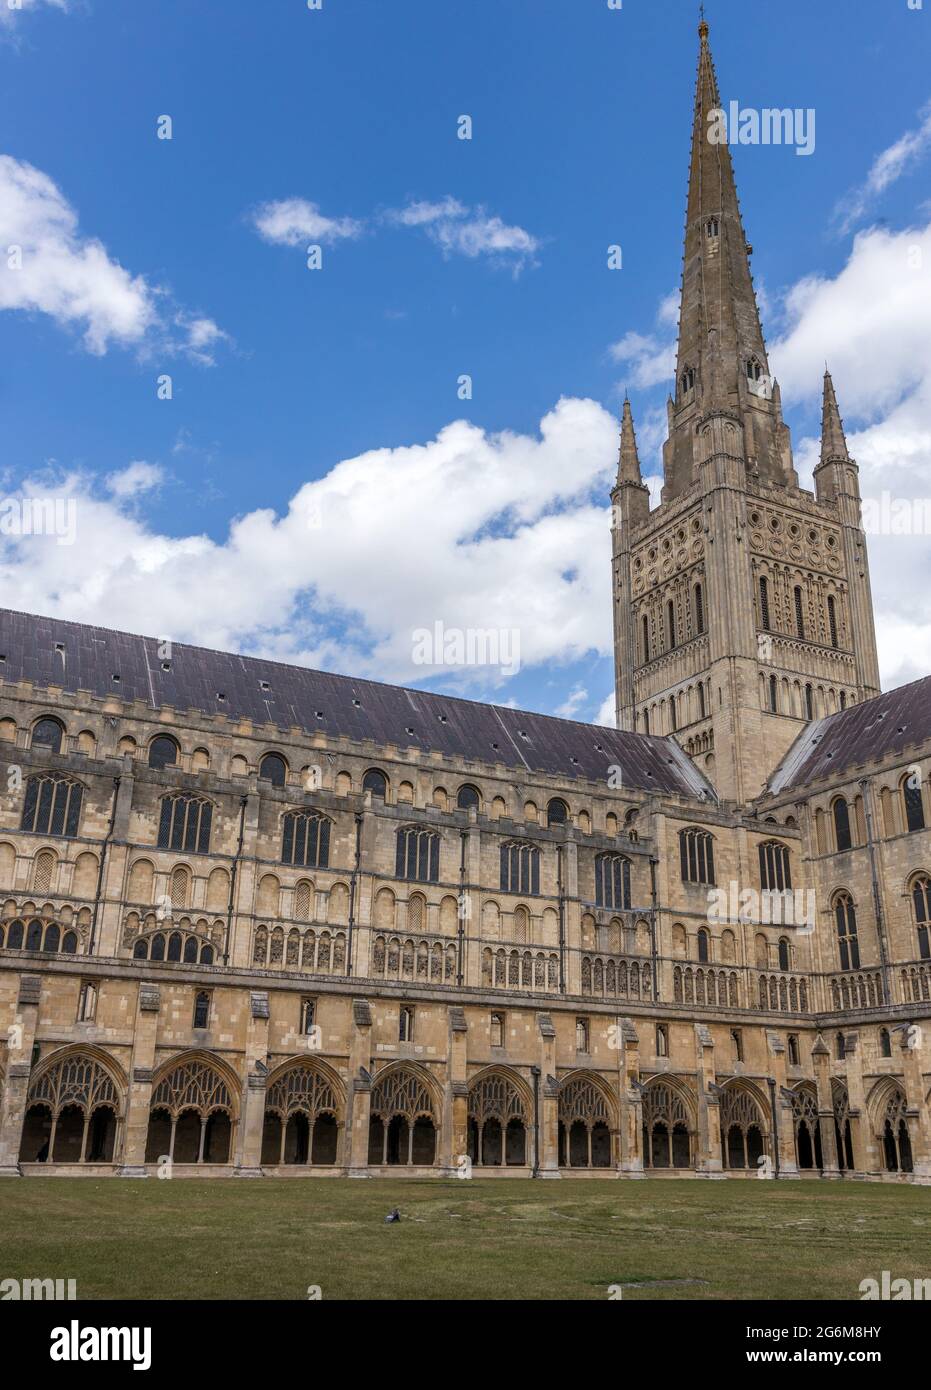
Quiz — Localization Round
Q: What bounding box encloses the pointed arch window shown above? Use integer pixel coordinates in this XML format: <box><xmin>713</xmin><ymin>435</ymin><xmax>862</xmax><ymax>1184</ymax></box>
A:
<box><xmin>157</xmin><ymin>793</ymin><xmax>213</xmax><ymax>854</ymax></box>
<box><xmin>758</xmin><ymin>576</ymin><xmax>771</xmax><ymax>631</ymax></box>
<box><xmin>902</xmin><ymin>775</ymin><xmax>926</xmax><ymax>833</ymax></box>
<box><xmin>827</xmin><ymin>595</ymin><xmax>839</xmax><ymax>649</ymax></box>
<box><xmin>693</xmin><ymin>582</ymin><xmax>705</xmax><ymax>636</ymax></box>
<box><xmin>834</xmin><ymin>893</ymin><xmax>860</xmax><ymax>971</ymax></box>
<box><xmin>679</xmin><ymin>828</ymin><xmax>715</xmax><ymax>885</ymax></box>
<box><xmin>911</xmin><ymin>876</ymin><xmax>931</xmax><ymax>960</ymax></box>
<box><xmin>500</xmin><ymin>842</ymin><xmax>540</xmax><ymax>896</ymax></box>
<box><xmin>282</xmin><ymin>810</ymin><xmax>331</xmax><ymax>868</ymax></box>
<box><xmin>746</xmin><ymin>358</ymin><xmax>763</xmax><ymax>383</ymax></box>
<box><xmin>594</xmin><ymin>853</ymin><xmax>631</xmax><ymax>910</ymax></box>
<box><xmin>705</xmin><ymin>217</ymin><xmax>719</xmax><ymax>238</ymax></box>
<box><xmin>832</xmin><ymin>798</ymin><xmax>852</xmax><ymax>852</ymax></box>
<box><xmin>396</xmin><ymin>826</ymin><xmax>439</xmax><ymax>883</ymax></box>
<box><xmin>193</xmin><ymin>991</ymin><xmax>211</xmax><ymax>1029</ymax></box>
<box><xmin>680</xmin><ymin>366</ymin><xmax>696</xmax><ymax>396</ymax></box>
<box><xmin>21</xmin><ymin>774</ymin><xmax>83</xmax><ymax>838</ymax></box>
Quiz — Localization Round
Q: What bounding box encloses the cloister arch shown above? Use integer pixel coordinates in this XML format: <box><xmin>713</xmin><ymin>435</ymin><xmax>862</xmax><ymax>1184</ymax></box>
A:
<box><xmin>367</xmin><ymin>1063</ymin><xmax>439</xmax><ymax>1167</ymax></box>
<box><xmin>641</xmin><ymin>1077</ymin><xmax>695</xmax><ymax>1169</ymax></box>
<box><xmin>19</xmin><ymin>1045</ymin><xmax>126</xmax><ymax>1164</ymax></box>
<box><xmin>868</xmin><ymin>1078</ymin><xmax>913</xmax><ymax>1174</ymax></box>
<box><xmin>718</xmin><ymin>1080</ymin><xmax>768</xmax><ymax>1171</ymax></box>
<box><xmin>467</xmin><ymin>1067</ymin><xmax>531</xmax><ymax>1167</ymax></box>
<box><xmin>145</xmin><ymin>1051</ymin><xmax>240</xmax><ymax>1165</ymax></box>
<box><xmin>790</xmin><ymin>1081</ymin><xmax>822</xmax><ymax>1171</ymax></box>
<box><xmin>261</xmin><ymin>1058</ymin><xmax>345</xmax><ymax>1167</ymax></box>
<box><xmin>558</xmin><ymin>1070</ymin><xmax>616</xmax><ymax>1168</ymax></box>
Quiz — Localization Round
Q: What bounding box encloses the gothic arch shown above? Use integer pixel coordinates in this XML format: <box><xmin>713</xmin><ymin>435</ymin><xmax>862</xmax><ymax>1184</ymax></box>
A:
<box><xmin>145</xmin><ymin>1050</ymin><xmax>240</xmax><ymax>1166</ymax></box>
<box><xmin>467</xmin><ymin>1066</ymin><xmax>532</xmax><ymax>1168</ymax></box>
<box><xmin>558</xmin><ymin>1069</ymin><xmax>617</xmax><ymax>1169</ymax></box>
<box><xmin>866</xmin><ymin>1077</ymin><xmax>913</xmax><ymax>1174</ymax></box>
<box><xmin>790</xmin><ymin>1080</ymin><xmax>822</xmax><ymax>1171</ymax></box>
<box><xmin>368</xmin><ymin>1061</ymin><xmax>440</xmax><ymax>1166</ymax></box>
<box><xmin>20</xmin><ymin>1045</ymin><xmax>126</xmax><ymax>1165</ymax></box>
<box><xmin>641</xmin><ymin>1076</ymin><xmax>696</xmax><ymax>1169</ymax></box>
<box><xmin>261</xmin><ymin>1058</ymin><xmax>345</xmax><ymax>1167</ymax></box>
<box><xmin>719</xmin><ymin>1079</ymin><xmax>768</xmax><ymax>1171</ymax></box>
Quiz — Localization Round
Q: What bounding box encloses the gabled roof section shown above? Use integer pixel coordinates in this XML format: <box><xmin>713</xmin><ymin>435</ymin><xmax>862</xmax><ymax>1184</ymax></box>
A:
<box><xmin>767</xmin><ymin>675</ymin><xmax>931</xmax><ymax>795</ymax></box>
<box><xmin>0</xmin><ymin>608</ymin><xmax>716</xmax><ymax>799</ymax></box>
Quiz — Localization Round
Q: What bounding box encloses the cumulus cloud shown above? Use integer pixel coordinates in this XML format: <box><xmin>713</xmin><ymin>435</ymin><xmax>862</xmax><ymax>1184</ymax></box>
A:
<box><xmin>771</xmin><ymin>221</ymin><xmax>931</xmax><ymax>690</ymax></box>
<box><xmin>608</xmin><ymin>290</ymin><xmax>678</xmax><ymax>390</ymax></box>
<box><xmin>250</xmin><ymin>197</ymin><xmax>363</xmax><ymax>247</ymax></box>
<box><xmin>0</xmin><ymin>0</ymin><xmax>68</xmax><ymax>29</ymax></box>
<box><xmin>0</xmin><ymin>398</ymin><xmax>619</xmax><ymax>695</ymax></box>
<box><xmin>0</xmin><ymin>154</ymin><xmax>229</xmax><ymax>361</ymax></box>
<box><xmin>385</xmin><ymin>197</ymin><xmax>540</xmax><ymax>271</ymax></box>
<box><xmin>834</xmin><ymin>102</ymin><xmax>931</xmax><ymax>233</ymax></box>
<box><xmin>105</xmin><ymin>462</ymin><xmax>164</xmax><ymax>500</ymax></box>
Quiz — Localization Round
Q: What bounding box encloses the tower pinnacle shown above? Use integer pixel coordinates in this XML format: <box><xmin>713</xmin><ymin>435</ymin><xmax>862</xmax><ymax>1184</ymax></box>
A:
<box><xmin>617</xmin><ymin>397</ymin><xmax>644</xmax><ymax>486</ymax></box>
<box><xmin>820</xmin><ymin>368</ymin><xmax>851</xmax><ymax>464</ymax></box>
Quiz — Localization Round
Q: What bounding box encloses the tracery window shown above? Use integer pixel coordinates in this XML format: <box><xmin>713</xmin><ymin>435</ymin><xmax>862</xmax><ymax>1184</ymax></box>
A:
<box><xmin>641</xmin><ymin>1082</ymin><xmax>693</xmax><ymax>1169</ymax></box>
<box><xmin>791</xmin><ymin>1085</ymin><xmax>822</xmax><ymax>1170</ymax></box>
<box><xmin>558</xmin><ymin>1076</ymin><xmax>612</xmax><ymax>1168</ymax></box>
<box><xmin>282</xmin><ymin>810</ymin><xmax>331</xmax><ymax>868</ymax></box>
<box><xmin>157</xmin><ymin>794</ymin><xmax>212</xmax><ymax>854</ymax></box>
<box><xmin>368</xmin><ymin>1068</ymin><xmax>436</xmax><ymax>1166</ymax></box>
<box><xmin>880</xmin><ymin>1088</ymin><xmax>913</xmax><ymax>1173</ymax></box>
<box><xmin>468</xmin><ymin>1073</ymin><xmax>528</xmax><ymax>1167</ymax></box>
<box><xmin>146</xmin><ymin>1058</ymin><xmax>234</xmax><ymax>1164</ymax></box>
<box><xmin>132</xmin><ymin>930</ymin><xmax>215</xmax><ymax>965</ymax></box>
<box><xmin>912</xmin><ymin>875</ymin><xmax>931</xmax><ymax>960</ymax></box>
<box><xmin>21</xmin><ymin>775</ymin><xmax>83</xmax><ymax>838</ymax></box>
<box><xmin>261</xmin><ymin>1063</ymin><xmax>341</xmax><ymax>1166</ymax></box>
<box><xmin>759</xmin><ymin>840</ymin><xmax>792</xmax><ymax>892</ymax></box>
<box><xmin>395</xmin><ymin>826</ymin><xmax>439</xmax><ymax>883</ymax></box>
<box><xmin>903</xmin><ymin>775</ymin><xmax>926</xmax><ymax>833</ymax></box>
<box><xmin>0</xmin><ymin>918</ymin><xmax>79</xmax><ymax>954</ymax></box>
<box><xmin>500</xmin><ymin>841</ymin><xmax>540</xmax><ymax>895</ymax></box>
<box><xmin>594</xmin><ymin>853</ymin><xmax>631</xmax><ymax>910</ymax></box>
<box><xmin>19</xmin><ymin>1052</ymin><xmax>120</xmax><ymax>1164</ymax></box>
<box><xmin>832</xmin><ymin>798</ymin><xmax>852</xmax><ymax>852</ymax></box>
<box><xmin>719</xmin><ymin>1086</ymin><xmax>765</xmax><ymax>1170</ymax></box>
<box><xmin>679</xmin><ymin>827</ymin><xmax>715</xmax><ymax>885</ymax></box>
<box><xmin>834</xmin><ymin>892</ymin><xmax>860</xmax><ymax>971</ymax></box>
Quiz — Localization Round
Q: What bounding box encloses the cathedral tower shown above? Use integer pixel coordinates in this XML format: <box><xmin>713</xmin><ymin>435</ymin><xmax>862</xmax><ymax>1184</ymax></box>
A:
<box><xmin>612</xmin><ymin>18</ymin><xmax>881</xmax><ymax>803</ymax></box>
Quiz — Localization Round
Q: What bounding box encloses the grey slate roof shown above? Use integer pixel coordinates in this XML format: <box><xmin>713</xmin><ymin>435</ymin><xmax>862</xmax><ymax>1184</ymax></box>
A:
<box><xmin>0</xmin><ymin>607</ymin><xmax>715</xmax><ymax>799</ymax></box>
<box><xmin>767</xmin><ymin>674</ymin><xmax>931</xmax><ymax>795</ymax></box>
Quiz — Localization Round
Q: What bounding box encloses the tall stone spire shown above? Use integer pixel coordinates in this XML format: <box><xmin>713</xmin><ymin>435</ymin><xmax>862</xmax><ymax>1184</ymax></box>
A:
<box><xmin>661</xmin><ymin>18</ymin><xmax>795</xmax><ymax>501</ymax></box>
<box><xmin>820</xmin><ymin>369</ymin><xmax>851</xmax><ymax>464</ymax></box>
<box><xmin>617</xmin><ymin>396</ymin><xmax>644</xmax><ymax>485</ymax></box>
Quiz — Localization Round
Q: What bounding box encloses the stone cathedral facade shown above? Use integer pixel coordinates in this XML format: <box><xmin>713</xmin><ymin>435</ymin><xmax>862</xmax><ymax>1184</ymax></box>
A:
<box><xmin>1</xmin><ymin>19</ymin><xmax>929</xmax><ymax>1183</ymax></box>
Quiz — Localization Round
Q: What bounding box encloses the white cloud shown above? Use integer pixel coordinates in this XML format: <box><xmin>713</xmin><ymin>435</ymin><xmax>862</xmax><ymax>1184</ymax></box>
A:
<box><xmin>0</xmin><ymin>154</ymin><xmax>229</xmax><ymax>361</ymax></box>
<box><xmin>250</xmin><ymin>198</ymin><xmax>363</xmax><ymax>246</ymax></box>
<box><xmin>608</xmin><ymin>290</ymin><xmax>678</xmax><ymax>390</ymax></box>
<box><xmin>0</xmin><ymin>0</ymin><xmax>68</xmax><ymax>29</ymax></box>
<box><xmin>0</xmin><ymin>398</ymin><xmax>619</xmax><ymax>696</ymax></box>
<box><xmin>105</xmin><ymin>462</ymin><xmax>164</xmax><ymax>500</ymax></box>
<box><xmin>594</xmin><ymin>692</ymin><xmax>616</xmax><ymax>728</ymax></box>
<box><xmin>386</xmin><ymin>197</ymin><xmax>540</xmax><ymax>271</ymax></box>
<box><xmin>835</xmin><ymin>102</ymin><xmax>931</xmax><ymax>233</ymax></box>
<box><xmin>555</xmin><ymin>684</ymin><xmax>588</xmax><ymax>719</ymax></box>
<box><xmin>771</xmin><ymin>220</ymin><xmax>931</xmax><ymax>690</ymax></box>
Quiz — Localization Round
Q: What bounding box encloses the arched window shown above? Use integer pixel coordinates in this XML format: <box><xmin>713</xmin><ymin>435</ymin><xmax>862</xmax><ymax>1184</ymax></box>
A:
<box><xmin>827</xmin><ymin>595</ymin><xmax>839</xmax><ymax>649</ymax></box>
<box><xmin>20</xmin><ymin>1052</ymin><xmax>120</xmax><ymax>1164</ymax></box>
<box><xmin>679</xmin><ymin>828</ymin><xmax>715</xmax><ymax>885</ymax></box>
<box><xmin>546</xmin><ymin>798</ymin><xmax>569</xmax><ymax>828</ymax></box>
<box><xmin>656</xmin><ymin>1025</ymin><xmax>669</xmax><ymax>1057</ymax></box>
<box><xmin>32</xmin><ymin>848</ymin><xmax>56</xmax><ymax>895</ymax></box>
<box><xmin>193</xmin><ymin>991</ymin><xmax>211</xmax><ymax>1029</ymax></box>
<box><xmin>805</xmin><ymin>683</ymin><xmax>814</xmax><ymax>721</ymax></box>
<box><xmin>903</xmin><ymin>775</ymin><xmax>926</xmax><ymax>833</ymax></box>
<box><xmin>777</xmin><ymin>937</ymin><xmax>790</xmax><ymax>971</ymax></box>
<box><xmin>746</xmin><ymin>358</ymin><xmax>762</xmax><ymax>383</ymax></box>
<box><xmin>170</xmin><ymin>864</ymin><xmax>191</xmax><ymax>911</ymax></box>
<box><xmin>148</xmin><ymin>736</ymin><xmax>178</xmax><ymax>771</ymax></box>
<box><xmin>395</xmin><ymin>826</ymin><xmax>439</xmax><ymax>883</ymax></box>
<box><xmin>834</xmin><ymin>893</ymin><xmax>860</xmax><ymax>971</ymax></box>
<box><xmin>457</xmin><ymin>784</ymin><xmax>481</xmax><ymax>812</ymax></box>
<box><xmin>500</xmin><ymin>842</ymin><xmax>540</xmax><ymax>895</ymax></box>
<box><xmin>642</xmin><ymin>615</ymin><xmax>650</xmax><ymax>662</ymax></box>
<box><xmin>368</xmin><ymin>1067</ymin><xmax>436</xmax><ymax>1166</ymax></box>
<box><xmin>21</xmin><ymin>775</ymin><xmax>83</xmax><ymax>838</ymax></box>
<box><xmin>833</xmin><ymin>798</ymin><xmax>852</xmax><ymax>852</ymax></box>
<box><xmin>769</xmin><ymin>674</ymin><xmax>777</xmax><ymax>713</ymax></box>
<box><xmin>706</xmin><ymin>217</ymin><xmax>719</xmax><ymax>237</ymax></box>
<box><xmin>693</xmin><ymin>582</ymin><xmax>705</xmax><ymax>636</ymax></box>
<box><xmin>259</xmin><ymin>753</ymin><xmax>287</xmax><ymax>787</ymax></box>
<box><xmin>31</xmin><ymin>717</ymin><xmax>64</xmax><ymax>753</ymax></box>
<box><xmin>794</xmin><ymin>586</ymin><xmax>805</xmax><ymax>639</ymax></box>
<box><xmin>282</xmin><ymin>811</ymin><xmax>331</xmax><ymax>868</ymax></box>
<box><xmin>363</xmin><ymin>768</ymin><xmax>388</xmax><ymax>800</ymax></box>
<box><xmin>879</xmin><ymin>1027</ymin><xmax>892</xmax><ymax>1059</ymax></box>
<box><xmin>680</xmin><ymin>366</ymin><xmax>695</xmax><ymax>395</ymax></box>
<box><xmin>697</xmin><ymin>927</ymin><xmax>710</xmax><ymax>963</ymax></box>
<box><xmin>157</xmin><ymin>794</ymin><xmax>213</xmax><ymax>854</ymax></box>
<box><xmin>788</xmin><ymin>1035</ymin><xmax>800</xmax><ymax>1067</ymax></box>
<box><xmin>759</xmin><ymin>576</ymin><xmax>771</xmax><ymax>630</ymax></box>
<box><xmin>146</xmin><ymin>1058</ymin><xmax>234</xmax><ymax>1165</ymax></box>
<box><xmin>759</xmin><ymin>840</ymin><xmax>792</xmax><ymax>892</ymax></box>
<box><xmin>666</xmin><ymin>601</ymin><xmax>676</xmax><ymax>650</ymax></box>
<box><xmin>911</xmin><ymin>876</ymin><xmax>931</xmax><ymax>959</ymax></box>
<box><xmin>594</xmin><ymin>853</ymin><xmax>631</xmax><ymax>910</ymax></box>
<box><xmin>641</xmin><ymin>1081</ymin><xmax>693</xmax><ymax>1169</ymax></box>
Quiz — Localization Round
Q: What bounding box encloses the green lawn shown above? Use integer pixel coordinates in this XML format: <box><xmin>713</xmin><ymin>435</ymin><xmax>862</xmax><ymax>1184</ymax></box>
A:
<box><xmin>0</xmin><ymin>1177</ymin><xmax>928</xmax><ymax>1300</ymax></box>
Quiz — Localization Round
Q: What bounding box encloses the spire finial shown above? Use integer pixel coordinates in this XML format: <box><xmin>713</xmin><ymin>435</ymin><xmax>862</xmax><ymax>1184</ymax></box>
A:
<box><xmin>617</xmin><ymin>397</ymin><xmax>644</xmax><ymax>487</ymax></box>
<box><xmin>698</xmin><ymin>4</ymin><xmax>708</xmax><ymax>41</ymax></box>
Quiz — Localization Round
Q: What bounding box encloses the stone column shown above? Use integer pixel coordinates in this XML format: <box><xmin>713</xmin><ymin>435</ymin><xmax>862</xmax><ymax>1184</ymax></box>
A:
<box><xmin>617</xmin><ymin>1018</ymin><xmax>643</xmax><ymax>1176</ymax></box>
<box><xmin>0</xmin><ymin>974</ymin><xmax>42</xmax><ymax>1175</ymax></box>
<box><xmin>694</xmin><ymin>1024</ymin><xmax>723</xmax><ymax>1176</ymax></box>
<box><xmin>899</xmin><ymin>1024</ymin><xmax>931</xmax><ymax>1182</ymax></box>
<box><xmin>766</xmin><ymin>1030</ymin><xmax>798</xmax><ymax>1178</ymax></box>
<box><xmin>841</xmin><ymin>1032</ymin><xmax>870</xmax><ymax>1177</ymax></box>
<box><xmin>536</xmin><ymin>1013</ymin><xmax>560</xmax><ymax>1176</ymax></box>
<box><xmin>812</xmin><ymin>1034</ymin><xmax>841</xmax><ymax>1179</ymax></box>
<box><xmin>118</xmin><ymin>983</ymin><xmax>161</xmax><ymax>1175</ymax></box>
<box><xmin>447</xmin><ymin>1006</ymin><xmax>469</xmax><ymax>1176</ymax></box>
<box><xmin>235</xmin><ymin>990</ymin><xmax>270</xmax><ymax>1176</ymax></box>
<box><xmin>346</xmin><ymin>999</ymin><xmax>373</xmax><ymax>1176</ymax></box>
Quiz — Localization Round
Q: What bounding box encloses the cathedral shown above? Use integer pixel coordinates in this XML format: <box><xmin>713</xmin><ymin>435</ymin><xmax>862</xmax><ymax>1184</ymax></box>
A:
<box><xmin>0</xmin><ymin>18</ymin><xmax>929</xmax><ymax>1183</ymax></box>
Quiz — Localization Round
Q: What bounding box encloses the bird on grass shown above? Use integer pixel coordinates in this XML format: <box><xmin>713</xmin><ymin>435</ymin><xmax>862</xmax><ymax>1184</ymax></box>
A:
<box><xmin>384</xmin><ymin>1208</ymin><xmax>401</xmax><ymax>1224</ymax></box>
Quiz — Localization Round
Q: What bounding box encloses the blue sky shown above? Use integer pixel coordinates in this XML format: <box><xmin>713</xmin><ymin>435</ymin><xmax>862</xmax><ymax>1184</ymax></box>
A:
<box><xmin>2</xmin><ymin>0</ymin><xmax>931</xmax><ymax>724</ymax></box>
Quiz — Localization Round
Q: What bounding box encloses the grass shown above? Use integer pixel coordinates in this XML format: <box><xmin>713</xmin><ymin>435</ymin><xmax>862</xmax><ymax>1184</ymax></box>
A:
<box><xmin>0</xmin><ymin>1177</ymin><xmax>928</xmax><ymax>1300</ymax></box>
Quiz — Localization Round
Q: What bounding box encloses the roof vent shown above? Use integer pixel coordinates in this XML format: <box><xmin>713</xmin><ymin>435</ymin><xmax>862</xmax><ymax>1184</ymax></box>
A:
<box><xmin>594</xmin><ymin>742</ymin><xmax>604</xmax><ymax>752</ymax></box>
<box><xmin>315</xmin><ymin>710</ymin><xmax>324</xmax><ymax>719</ymax></box>
<box><xmin>259</xmin><ymin>680</ymin><xmax>270</xmax><ymax>691</ymax></box>
<box><xmin>570</xmin><ymin>756</ymin><xmax>579</xmax><ymax>765</ymax></box>
<box><xmin>55</xmin><ymin>642</ymin><xmax>65</xmax><ymax>652</ymax></box>
<box><xmin>352</xmin><ymin>698</ymin><xmax>361</xmax><ymax>708</ymax></box>
<box><xmin>111</xmin><ymin>673</ymin><xmax>120</xmax><ymax>683</ymax></box>
<box><xmin>438</xmin><ymin>714</ymin><xmax>448</xmax><ymax>724</ymax></box>
<box><xmin>405</xmin><ymin>727</ymin><xmax>415</xmax><ymax>736</ymax></box>
<box><xmin>217</xmin><ymin>692</ymin><xmax>226</xmax><ymax>701</ymax></box>
<box><xmin>161</xmin><ymin>661</ymin><xmax>171</xmax><ymax>672</ymax></box>
<box><xmin>491</xmin><ymin>741</ymin><xmax>499</xmax><ymax>751</ymax></box>
<box><xmin>0</xmin><ymin>654</ymin><xmax>6</xmax><ymax>662</ymax></box>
